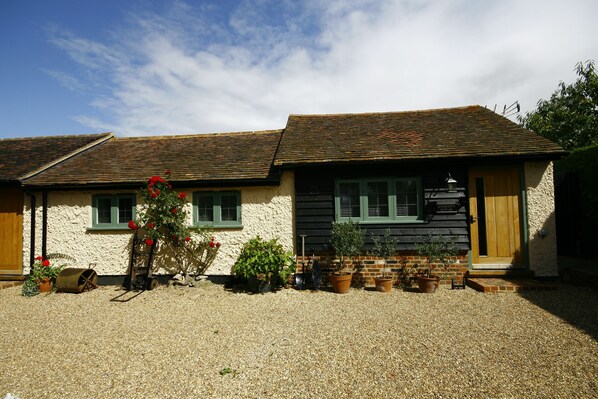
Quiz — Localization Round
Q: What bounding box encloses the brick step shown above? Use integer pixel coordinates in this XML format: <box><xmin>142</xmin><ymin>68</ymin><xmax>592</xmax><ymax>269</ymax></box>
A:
<box><xmin>467</xmin><ymin>269</ymin><xmax>534</xmax><ymax>278</ymax></box>
<box><xmin>467</xmin><ymin>277</ymin><xmax>558</xmax><ymax>293</ymax></box>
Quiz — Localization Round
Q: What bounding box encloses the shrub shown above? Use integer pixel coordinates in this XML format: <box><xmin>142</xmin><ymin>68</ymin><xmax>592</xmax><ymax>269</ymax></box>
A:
<box><xmin>232</xmin><ymin>236</ymin><xmax>295</xmax><ymax>287</ymax></box>
<box><xmin>330</xmin><ymin>220</ymin><xmax>365</xmax><ymax>271</ymax></box>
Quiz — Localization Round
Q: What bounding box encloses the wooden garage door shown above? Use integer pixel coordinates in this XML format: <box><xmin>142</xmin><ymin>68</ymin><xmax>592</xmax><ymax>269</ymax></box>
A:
<box><xmin>0</xmin><ymin>189</ymin><xmax>23</xmax><ymax>275</ymax></box>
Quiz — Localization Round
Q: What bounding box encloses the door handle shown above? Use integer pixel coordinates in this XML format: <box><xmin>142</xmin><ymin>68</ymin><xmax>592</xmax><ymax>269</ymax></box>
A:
<box><xmin>469</xmin><ymin>215</ymin><xmax>478</xmax><ymax>224</ymax></box>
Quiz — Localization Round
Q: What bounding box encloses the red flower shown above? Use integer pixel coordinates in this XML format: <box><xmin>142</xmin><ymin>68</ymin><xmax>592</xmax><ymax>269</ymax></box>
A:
<box><xmin>128</xmin><ymin>221</ymin><xmax>138</xmax><ymax>230</ymax></box>
<box><xmin>171</xmin><ymin>208</ymin><xmax>177</xmax><ymax>214</ymax></box>
<box><xmin>42</xmin><ymin>259</ymin><xmax>50</xmax><ymax>267</ymax></box>
<box><xmin>165</xmin><ymin>169</ymin><xmax>172</xmax><ymax>175</ymax></box>
<box><xmin>35</xmin><ymin>256</ymin><xmax>43</xmax><ymax>261</ymax></box>
<box><xmin>209</xmin><ymin>241</ymin><xmax>215</xmax><ymax>248</ymax></box>
<box><xmin>216</xmin><ymin>242</ymin><xmax>221</xmax><ymax>248</ymax></box>
<box><xmin>145</xmin><ymin>239</ymin><xmax>154</xmax><ymax>246</ymax></box>
<box><xmin>185</xmin><ymin>236</ymin><xmax>191</xmax><ymax>242</ymax></box>
<box><xmin>147</xmin><ymin>223</ymin><xmax>155</xmax><ymax>229</ymax></box>
<box><xmin>148</xmin><ymin>176</ymin><xmax>166</xmax><ymax>185</ymax></box>
<box><xmin>150</xmin><ymin>189</ymin><xmax>160</xmax><ymax>198</ymax></box>
<box><xmin>178</xmin><ymin>192</ymin><xmax>187</xmax><ymax>199</ymax></box>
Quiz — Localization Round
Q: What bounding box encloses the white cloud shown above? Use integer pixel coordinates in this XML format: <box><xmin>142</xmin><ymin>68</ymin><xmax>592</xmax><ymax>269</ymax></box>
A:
<box><xmin>49</xmin><ymin>0</ymin><xmax>598</xmax><ymax>136</ymax></box>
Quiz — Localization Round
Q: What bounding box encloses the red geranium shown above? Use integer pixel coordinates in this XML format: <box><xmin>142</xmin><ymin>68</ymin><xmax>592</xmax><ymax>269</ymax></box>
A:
<box><xmin>42</xmin><ymin>259</ymin><xmax>50</xmax><ymax>267</ymax></box>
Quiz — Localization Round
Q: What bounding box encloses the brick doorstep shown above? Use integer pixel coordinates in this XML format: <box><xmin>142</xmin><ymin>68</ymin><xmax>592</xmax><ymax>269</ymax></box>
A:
<box><xmin>0</xmin><ymin>281</ymin><xmax>24</xmax><ymax>290</ymax></box>
<box><xmin>467</xmin><ymin>278</ymin><xmax>559</xmax><ymax>293</ymax></box>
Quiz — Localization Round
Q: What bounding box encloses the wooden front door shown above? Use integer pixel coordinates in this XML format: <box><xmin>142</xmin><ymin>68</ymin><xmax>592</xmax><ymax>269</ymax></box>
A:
<box><xmin>468</xmin><ymin>168</ymin><xmax>524</xmax><ymax>268</ymax></box>
<box><xmin>0</xmin><ymin>189</ymin><xmax>23</xmax><ymax>275</ymax></box>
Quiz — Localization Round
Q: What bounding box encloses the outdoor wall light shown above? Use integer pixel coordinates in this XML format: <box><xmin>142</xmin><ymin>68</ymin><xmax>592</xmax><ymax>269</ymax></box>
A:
<box><xmin>538</xmin><ymin>229</ymin><xmax>549</xmax><ymax>238</ymax></box>
<box><xmin>446</xmin><ymin>173</ymin><xmax>457</xmax><ymax>192</ymax></box>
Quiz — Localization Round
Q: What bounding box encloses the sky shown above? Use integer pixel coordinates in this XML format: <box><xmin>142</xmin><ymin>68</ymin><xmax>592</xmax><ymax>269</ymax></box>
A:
<box><xmin>1</xmin><ymin>0</ymin><xmax>597</xmax><ymax>138</ymax></box>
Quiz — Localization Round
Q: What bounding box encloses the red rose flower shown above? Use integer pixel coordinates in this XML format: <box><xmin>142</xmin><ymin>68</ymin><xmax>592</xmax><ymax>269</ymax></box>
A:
<box><xmin>178</xmin><ymin>192</ymin><xmax>187</xmax><ymax>199</ymax></box>
<box><xmin>145</xmin><ymin>239</ymin><xmax>154</xmax><ymax>246</ymax></box>
<box><xmin>209</xmin><ymin>241</ymin><xmax>215</xmax><ymax>248</ymax></box>
<box><xmin>185</xmin><ymin>236</ymin><xmax>191</xmax><ymax>242</ymax></box>
<box><xmin>171</xmin><ymin>208</ymin><xmax>177</xmax><ymax>214</ymax></box>
<box><xmin>171</xmin><ymin>235</ymin><xmax>178</xmax><ymax>241</ymax></box>
<box><xmin>216</xmin><ymin>242</ymin><xmax>221</xmax><ymax>248</ymax></box>
<box><xmin>42</xmin><ymin>259</ymin><xmax>50</xmax><ymax>267</ymax></box>
<box><xmin>128</xmin><ymin>221</ymin><xmax>138</xmax><ymax>230</ymax></box>
<box><xmin>147</xmin><ymin>223</ymin><xmax>155</xmax><ymax>229</ymax></box>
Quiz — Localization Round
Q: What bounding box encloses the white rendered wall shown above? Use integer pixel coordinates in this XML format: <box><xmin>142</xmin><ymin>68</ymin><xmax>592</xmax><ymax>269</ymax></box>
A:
<box><xmin>22</xmin><ymin>171</ymin><xmax>295</xmax><ymax>276</ymax></box>
<box><xmin>524</xmin><ymin>161</ymin><xmax>558</xmax><ymax>277</ymax></box>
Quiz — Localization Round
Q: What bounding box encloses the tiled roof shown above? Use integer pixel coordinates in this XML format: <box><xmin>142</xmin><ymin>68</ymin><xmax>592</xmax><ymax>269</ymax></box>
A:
<box><xmin>0</xmin><ymin>133</ymin><xmax>113</xmax><ymax>182</ymax></box>
<box><xmin>23</xmin><ymin>130</ymin><xmax>283</xmax><ymax>187</ymax></box>
<box><xmin>274</xmin><ymin>106</ymin><xmax>566</xmax><ymax>166</ymax></box>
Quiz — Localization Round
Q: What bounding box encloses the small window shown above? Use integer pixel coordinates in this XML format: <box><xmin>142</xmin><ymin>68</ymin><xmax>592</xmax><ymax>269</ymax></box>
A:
<box><xmin>335</xmin><ymin>177</ymin><xmax>422</xmax><ymax>223</ymax></box>
<box><xmin>92</xmin><ymin>194</ymin><xmax>136</xmax><ymax>229</ymax></box>
<box><xmin>193</xmin><ymin>191</ymin><xmax>241</xmax><ymax>227</ymax></box>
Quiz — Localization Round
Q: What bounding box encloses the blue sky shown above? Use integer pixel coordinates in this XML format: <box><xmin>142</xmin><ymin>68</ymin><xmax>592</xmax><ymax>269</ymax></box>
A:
<box><xmin>1</xmin><ymin>0</ymin><xmax>597</xmax><ymax>138</ymax></box>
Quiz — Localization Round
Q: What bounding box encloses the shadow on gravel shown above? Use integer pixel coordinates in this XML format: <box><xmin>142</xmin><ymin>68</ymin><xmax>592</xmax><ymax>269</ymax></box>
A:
<box><xmin>518</xmin><ymin>285</ymin><xmax>598</xmax><ymax>341</ymax></box>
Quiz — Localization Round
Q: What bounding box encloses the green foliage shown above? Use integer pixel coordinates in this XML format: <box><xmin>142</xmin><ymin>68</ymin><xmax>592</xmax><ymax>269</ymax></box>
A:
<box><xmin>232</xmin><ymin>236</ymin><xmax>296</xmax><ymax>286</ymax></box>
<box><xmin>369</xmin><ymin>228</ymin><xmax>398</xmax><ymax>277</ymax></box>
<box><xmin>21</xmin><ymin>277</ymin><xmax>39</xmax><ymax>297</ymax></box>
<box><xmin>519</xmin><ymin>60</ymin><xmax>598</xmax><ymax>150</ymax></box>
<box><xmin>30</xmin><ymin>253</ymin><xmax>76</xmax><ymax>282</ymax></box>
<box><xmin>416</xmin><ymin>234</ymin><xmax>458</xmax><ymax>278</ymax></box>
<box><xmin>219</xmin><ymin>367</ymin><xmax>237</xmax><ymax>377</ymax></box>
<box><xmin>330</xmin><ymin>220</ymin><xmax>365</xmax><ymax>269</ymax></box>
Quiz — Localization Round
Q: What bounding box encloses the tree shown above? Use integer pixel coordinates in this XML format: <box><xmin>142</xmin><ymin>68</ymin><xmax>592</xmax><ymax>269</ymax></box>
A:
<box><xmin>518</xmin><ymin>61</ymin><xmax>598</xmax><ymax>150</ymax></box>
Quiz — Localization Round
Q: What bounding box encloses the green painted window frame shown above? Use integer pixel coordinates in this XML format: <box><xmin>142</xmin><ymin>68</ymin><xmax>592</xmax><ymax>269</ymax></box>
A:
<box><xmin>193</xmin><ymin>191</ymin><xmax>242</xmax><ymax>228</ymax></box>
<box><xmin>91</xmin><ymin>194</ymin><xmax>136</xmax><ymax>229</ymax></box>
<box><xmin>335</xmin><ymin>177</ymin><xmax>423</xmax><ymax>223</ymax></box>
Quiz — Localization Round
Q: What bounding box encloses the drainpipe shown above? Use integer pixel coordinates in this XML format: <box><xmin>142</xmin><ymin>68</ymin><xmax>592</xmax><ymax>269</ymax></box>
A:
<box><xmin>28</xmin><ymin>192</ymin><xmax>36</xmax><ymax>269</ymax></box>
<box><xmin>42</xmin><ymin>191</ymin><xmax>48</xmax><ymax>259</ymax></box>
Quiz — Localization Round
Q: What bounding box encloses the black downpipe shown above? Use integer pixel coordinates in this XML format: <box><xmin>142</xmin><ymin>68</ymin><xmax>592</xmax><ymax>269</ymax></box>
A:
<box><xmin>29</xmin><ymin>193</ymin><xmax>36</xmax><ymax>270</ymax></box>
<box><xmin>42</xmin><ymin>191</ymin><xmax>48</xmax><ymax>259</ymax></box>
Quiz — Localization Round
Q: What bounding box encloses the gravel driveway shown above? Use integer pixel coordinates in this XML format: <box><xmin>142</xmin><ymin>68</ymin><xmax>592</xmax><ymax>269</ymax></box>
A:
<box><xmin>1</xmin><ymin>283</ymin><xmax>597</xmax><ymax>398</ymax></box>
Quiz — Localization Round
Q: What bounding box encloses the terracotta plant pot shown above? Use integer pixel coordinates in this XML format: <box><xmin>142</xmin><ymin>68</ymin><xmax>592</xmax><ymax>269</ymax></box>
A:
<box><xmin>374</xmin><ymin>276</ymin><xmax>394</xmax><ymax>293</ymax></box>
<box><xmin>417</xmin><ymin>275</ymin><xmax>439</xmax><ymax>293</ymax></box>
<box><xmin>330</xmin><ymin>272</ymin><xmax>352</xmax><ymax>294</ymax></box>
<box><xmin>38</xmin><ymin>278</ymin><xmax>53</xmax><ymax>293</ymax></box>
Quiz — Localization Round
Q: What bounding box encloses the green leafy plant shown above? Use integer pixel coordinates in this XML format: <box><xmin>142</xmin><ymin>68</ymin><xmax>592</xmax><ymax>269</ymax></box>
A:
<box><xmin>369</xmin><ymin>228</ymin><xmax>398</xmax><ymax>278</ymax></box>
<box><xmin>330</xmin><ymin>220</ymin><xmax>365</xmax><ymax>273</ymax></box>
<box><xmin>30</xmin><ymin>253</ymin><xmax>76</xmax><ymax>281</ymax></box>
<box><xmin>416</xmin><ymin>234</ymin><xmax>458</xmax><ymax>278</ymax></box>
<box><xmin>219</xmin><ymin>367</ymin><xmax>237</xmax><ymax>377</ymax></box>
<box><xmin>231</xmin><ymin>236</ymin><xmax>295</xmax><ymax>288</ymax></box>
<box><xmin>21</xmin><ymin>277</ymin><xmax>39</xmax><ymax>297</ymax></box>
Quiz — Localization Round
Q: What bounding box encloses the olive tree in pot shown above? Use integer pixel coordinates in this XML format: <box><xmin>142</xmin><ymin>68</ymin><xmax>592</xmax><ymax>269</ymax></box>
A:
<box><xmin>370</xmin><ymin>228</ymin><xmax>398</xmax><ymax>293</ymax></box>
<box><xmin>330</xmin><ymin>220</ymin><xmax>365</xmax><ymax>293</ymax></box>
<box><xmin>415</xmin><ymin>234</ymin><xmax>459</xmax><ymax>293</ymax></box>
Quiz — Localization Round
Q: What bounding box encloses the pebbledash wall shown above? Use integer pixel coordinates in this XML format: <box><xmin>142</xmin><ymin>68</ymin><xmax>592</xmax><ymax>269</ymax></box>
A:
<box><xmin>524</xmin><ymin>161</ymin><xmax>558</xmax><ymax>277</ymax></box>
<box><xmin>22</xmin><ymin>171</ymin><xmax>295</xmax><ymax>276</ymax></box>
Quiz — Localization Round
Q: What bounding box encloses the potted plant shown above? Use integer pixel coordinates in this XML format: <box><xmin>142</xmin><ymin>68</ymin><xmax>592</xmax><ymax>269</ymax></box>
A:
<box><xmin>232</xmin><ymin>236</ymin><xmax>295</xmax><ymax>293</ymax></box>
<box><xmin>29</xmin><ymin>253</ymin><xmax>75</xmax><ymax>293</ymax></box>
<box><xmin>370</xmin><ymin>228</ymin><xmax>397</xmax><ymax>293</ymax></box>
<box><xmin>415</xmin><ymin>234</ymin><xmax>458</xmax><ymax>293</ymax></box>
<box><xmin>329</xmin><ymin>220</ymin><xmax>365</xmax><ymax>293</ymax></box>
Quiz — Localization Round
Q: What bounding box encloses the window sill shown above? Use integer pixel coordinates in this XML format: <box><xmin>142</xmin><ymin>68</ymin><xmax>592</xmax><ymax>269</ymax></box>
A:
<box><xmin>193</xmin><ymin>224</ymin><xmax>243</xmax><ymax>230</ymax></box>
<box><xmin>87</xmin><ymin>226</ymin><xmax>131</xmax><ymax>231</ymax></box>
<box><xmin>337</xmin><ymin>219</ymin><xmax>425</xmax><ymax>225</ymax></box>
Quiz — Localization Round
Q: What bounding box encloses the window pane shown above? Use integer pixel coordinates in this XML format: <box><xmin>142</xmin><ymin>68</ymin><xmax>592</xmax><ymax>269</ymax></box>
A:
<box><xmin>197</xmin><ymin>195</ymin><xmax>214</xmax><ymax>222</ymax></box>
<box><xmin>339</xmin><ymin>183</ymin><xmax>360</xmax><ymax>218</ymax></box>
<box><xmin>367</xmin><ymin>182</ymin><xmax>389</xmax><ymax>217</ymax></box>
<box><xmin>118</xmin><ymin>197</ymin><xmax>133</xmax><ymax>223</ymax></box>
<box><xmin>396</xmin><ymin>180</ymin><xmax>418</xmax><ymax>217</ymax></box>
<box><xmin>220</xmin><ymin>194</ymin><xmax>238</xmax><ymax>222</ymax></box>
<box><xmin>97</xmin><ymin>198</ymin><xmax>112</xmax><ymax>224</ymax></box>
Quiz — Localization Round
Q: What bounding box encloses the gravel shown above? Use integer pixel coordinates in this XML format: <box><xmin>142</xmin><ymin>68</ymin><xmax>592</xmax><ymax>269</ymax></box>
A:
<box><xmin>1</xmin><ymin>282</ymin><xmax>597</xmax><ymax>398</ymax></box>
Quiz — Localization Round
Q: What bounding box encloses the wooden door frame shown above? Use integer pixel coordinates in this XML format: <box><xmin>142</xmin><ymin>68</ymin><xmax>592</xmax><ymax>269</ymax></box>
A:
<box><xmin>468</xmin><ymin>165</ymin><xmax>527</xmax><ymax>269</ymax></box>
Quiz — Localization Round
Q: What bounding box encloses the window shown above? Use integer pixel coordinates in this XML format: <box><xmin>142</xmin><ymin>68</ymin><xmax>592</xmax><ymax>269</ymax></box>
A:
<box><xmin>92</xmin><ymin>194</ymin><xmax>136</xmax><ymax>229</ymax></box>
<box><xmin>335</xmin><ymin>177</ymin><xmax>422</xmax><ymax>223</ymax></box>
<box><xmin>193</xmin><ymin>191</ymin><xmax>241</xmax><ymax>227</ymax></box>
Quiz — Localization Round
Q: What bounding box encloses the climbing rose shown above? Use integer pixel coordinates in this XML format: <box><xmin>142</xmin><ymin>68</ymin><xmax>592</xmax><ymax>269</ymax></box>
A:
<box><xmin>145</xmin><ymin>239</ymin><xmax>154</xmax><ymax>247</ymax></box>
<box><xmin>147</xmin><ymin>222</ymin><xmax>155</xmax><ymax>229</ymax></box>
<box><xmin>216</xmin><ymin>242</ymin><xmax>221</xmax><ymax>248</ymax></box>
<box><xmin>35</xmin><ymin>256</ymin><xmax>43</xmax><ymax>261</ymax></box>
<box><xmin>185</xmin><ymin>236</ymin><xmax>191</xmax><ymax>242</ymax></box>
<box><xmin>209</xmin><ymin>241</ymin><xmax>215</xmax><ymax>248</ymax></box>
<box><xmin>128</xmin><ymin>221</ymin><xmax>138</xmax><ymax>230</ymax></box>
<box><xmin>171</xmin><ymin>208</ymin><xmax>177</xmax><ymax>214</ymax></box>
<box><xmin>42</xmin><ymin>259</ymin><xmax>50</xmax><ymax>267</ymax></box>
<box><xmin>178</xmin><ymin>192</ymin><xmax>187</xmax><ymax>199</ymax></box>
